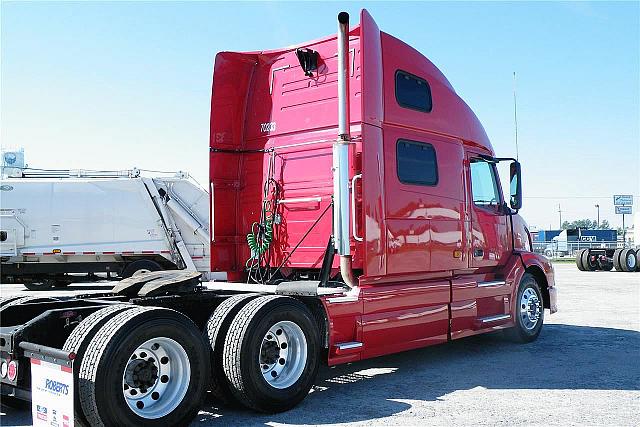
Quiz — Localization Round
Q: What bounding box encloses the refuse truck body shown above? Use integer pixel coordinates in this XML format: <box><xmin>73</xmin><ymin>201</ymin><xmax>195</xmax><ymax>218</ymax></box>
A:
<box><xmin>0</xmin><ymin>173</ymin><xmax>216</xmax><ymax>289</ymax></box>
<box><xmin>0</xmin><ymin>10</ymin><xmax>557</xmax><ymax>426</ymax></box>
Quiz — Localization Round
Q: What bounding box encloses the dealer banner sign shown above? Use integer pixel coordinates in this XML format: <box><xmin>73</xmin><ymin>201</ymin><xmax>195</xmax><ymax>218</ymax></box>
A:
<box><xmin>30</xmin><ymin>358</ymin><xmax>74</xmax><ymax>427</ymax></box>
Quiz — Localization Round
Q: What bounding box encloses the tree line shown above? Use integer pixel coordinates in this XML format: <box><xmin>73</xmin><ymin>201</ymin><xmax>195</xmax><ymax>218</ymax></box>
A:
<box><xmin>561</xmin><ymin>219</ymin><xmax>611</xmax><ymax>230</ymax></box>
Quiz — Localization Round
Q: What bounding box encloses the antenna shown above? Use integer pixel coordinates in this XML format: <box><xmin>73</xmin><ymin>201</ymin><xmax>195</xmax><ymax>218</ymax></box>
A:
<box><xmin>513</xmin><ymin>71</ymin><xmax>519</xmax><ymax>161</ymax></box>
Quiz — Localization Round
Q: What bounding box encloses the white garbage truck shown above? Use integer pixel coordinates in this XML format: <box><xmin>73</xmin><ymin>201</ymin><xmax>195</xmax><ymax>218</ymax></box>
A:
<box><xmin>0</xmin><ymin>168</ymin><xmax>218</xmax><ymax>290</ymax></box>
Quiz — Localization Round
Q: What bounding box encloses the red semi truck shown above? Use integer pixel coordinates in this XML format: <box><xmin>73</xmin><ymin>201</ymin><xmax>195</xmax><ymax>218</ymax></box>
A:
<box><xmin>1</xmin><ymin>10</ymin><xmax>556</xmax><ymax>426</ymax></box>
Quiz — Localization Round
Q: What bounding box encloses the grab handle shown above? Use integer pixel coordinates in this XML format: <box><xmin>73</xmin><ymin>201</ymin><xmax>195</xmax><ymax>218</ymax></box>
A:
<box><xmin>351</xmin><ymin>174</ymin><xmax>363</xmax><ymax>242</ymax></box>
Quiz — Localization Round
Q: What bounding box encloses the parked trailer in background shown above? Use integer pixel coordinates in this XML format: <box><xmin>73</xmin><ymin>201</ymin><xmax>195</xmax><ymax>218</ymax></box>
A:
<box><xmin>576</xmin><ymin>247</ymin><xmax>639</xmax><ymax>272</ymax></box>
<box><xmin>538</xmin><ymin>228</ymin><xmax>617</xmax><ymax>258</ymax></box>
<box><xmin>0</xmin><ymin>10</ymin><xmax>557</xmax><ymax>426</ymax></box>
<box><xmin>0</xmin><ymin>169</ymin><xmax>220</xmax><ymax>290</ymax></box>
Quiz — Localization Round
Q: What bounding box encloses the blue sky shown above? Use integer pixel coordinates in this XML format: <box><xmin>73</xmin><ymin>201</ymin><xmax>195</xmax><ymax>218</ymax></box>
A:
<box><xmin>2</xmin><ymin>1</ymin><xmax>638</xmax><ymax>230</ymax></box>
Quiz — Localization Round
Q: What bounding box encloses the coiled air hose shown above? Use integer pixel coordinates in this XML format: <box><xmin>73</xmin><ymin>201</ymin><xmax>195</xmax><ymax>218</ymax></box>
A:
<box><xmin>246</xmin><ymin>213</ymin><xmax>274</xmax><ymax>260</ymax></box>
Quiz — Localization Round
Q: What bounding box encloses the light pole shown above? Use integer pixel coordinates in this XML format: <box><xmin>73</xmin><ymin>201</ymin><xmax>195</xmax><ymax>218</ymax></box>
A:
<box><xmin>595</xmin><ymin>204</ymin><xmax>600</xmax><ymax>228</ymax></box>
<box><xmin>558</xmin><ymin>204</ymin><xmax>562</xmax><ymax>229</ymax></box>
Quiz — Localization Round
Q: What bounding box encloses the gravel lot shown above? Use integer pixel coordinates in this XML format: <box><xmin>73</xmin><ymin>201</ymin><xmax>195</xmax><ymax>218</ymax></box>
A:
<box><xmin>2</xmin><ymin>263</ymin><xmax>639</xmax><ymax>426</ymax></box>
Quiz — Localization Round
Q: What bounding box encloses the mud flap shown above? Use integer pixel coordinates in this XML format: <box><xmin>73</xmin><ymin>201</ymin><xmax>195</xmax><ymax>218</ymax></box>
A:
<box><xmin>21</xmin><ymin>342</ymin><xmax>74</xmax><ymax>427</ymax></box>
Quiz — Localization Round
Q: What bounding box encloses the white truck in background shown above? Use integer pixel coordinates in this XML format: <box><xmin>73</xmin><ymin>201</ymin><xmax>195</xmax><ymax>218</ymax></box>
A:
<box><xmin>0</xmin><ymin>168</ymin><xmax>221</xmax><ymax>290</ymax></box>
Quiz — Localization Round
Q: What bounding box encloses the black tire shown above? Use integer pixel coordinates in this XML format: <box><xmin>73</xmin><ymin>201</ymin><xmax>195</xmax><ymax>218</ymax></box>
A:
<box><xmin>506</xmin><ymin>273</ymin><xmax>544</xmax><ymax>343</ymax></box>
<box><xmin>205</xmin><ymin>293</ymin><xmax>259</xmax><ymax>405</ymax></box>
<box><xmin>0</xmin><ymin>395</ymin><xmax>31</xmax><ymax>410</ymax></box>
<box><xmin>121</xmin><ymin>259</ymin><xmax>163</xmax><ymax>279</ymax></box>
<box><xmin>575</xmin><ymin>249</ymin><xmax>586</xmax><ymax>271</ymax></box>
<box><xmin>223</xmin><ymin>295</ymin><xmax>320</xmax><ymax>413</ymax></box>
<box><xmin>78</xmin><ymin>306</ymin><xmax>210</xmax><ymax>426</ymax></box>
<box><xmin>636</xmin><ymin>249</ymin><xmax>640</xmax><ymax>272</ymax></box>
<box><xmin>581</xmin><ymin>249</ymin><xmax>597</xmax><ymax>271</ymax></box>
<box><xmin>613</xmin><ymin>248</ymin><xmax>623</xmax><ymax>271</ymax></box>
<box><xmin>63</xmin><ymin>304</ymin><xmax>136</xmax><ymax>425</ymax></box>
<box><xmin>620</xmin><ymin>248</ymin><xmax>638</xmax><ymax>272</ymax></box>
<box><xmin>23</xmin><ymin>280</ymin><xmax>54</xmax><ymax>291</ymax></box>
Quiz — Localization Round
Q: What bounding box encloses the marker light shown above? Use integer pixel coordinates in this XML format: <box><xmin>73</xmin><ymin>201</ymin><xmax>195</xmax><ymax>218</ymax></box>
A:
<box><xmin>7</xmin><ymin>360</ymin><xmax>17</xmax><ymax>381</ymax></box>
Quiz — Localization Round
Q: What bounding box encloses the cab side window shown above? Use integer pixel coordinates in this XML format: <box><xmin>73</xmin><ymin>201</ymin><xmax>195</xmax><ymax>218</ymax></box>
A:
<box><xmin>470</xmin><ymin>160</ymin><xmax>500</xmax><ymax>207</ymax></box>
<box><xmin>395</xmin><ymin>70</ymin><xmax>432</xmax><ymax>113</ymax></box>
<box><xmin>397</xmin><ymin>139</ymin><xmax>438</xmax><ymax>186</ymax></box>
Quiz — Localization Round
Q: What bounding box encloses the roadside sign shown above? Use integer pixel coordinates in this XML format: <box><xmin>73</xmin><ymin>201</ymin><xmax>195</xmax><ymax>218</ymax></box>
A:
<box><xmin>31</xmin><ymin>358</ymin><xmax>74</xmax><ymax>427</ymax></box>
<box><xmin>615</xmin><ymin>205</ymin><xmax>632</xmax><ymax>215</ymax></box>
<box><xmin>613</xmin><ymin>195</ymin><xmax>633</xmax><ymax>206</ymax></box>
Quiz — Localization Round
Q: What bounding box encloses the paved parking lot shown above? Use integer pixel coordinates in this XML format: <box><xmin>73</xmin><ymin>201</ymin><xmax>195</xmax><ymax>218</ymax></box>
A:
<box><xmin>2</xmin><ymin>263</ymin><xmax>639</xmax><ymax>426</ymax></box>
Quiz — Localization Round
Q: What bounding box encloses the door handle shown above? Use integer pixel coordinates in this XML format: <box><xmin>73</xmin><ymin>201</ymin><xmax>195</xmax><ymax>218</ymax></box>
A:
<box><xmin>474</xmin><ymin>248</ymin><xmax>484</xmax><ymax>257</ymax></box>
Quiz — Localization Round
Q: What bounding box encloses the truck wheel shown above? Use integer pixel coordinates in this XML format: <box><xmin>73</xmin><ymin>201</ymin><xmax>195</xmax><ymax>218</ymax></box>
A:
<box><xmin>506</xmin><ymin>273</ymin><xmax>544</xmax><ymax>343</ymax></box>
<box><xmin>223</xmin><ymin>295</ymin><xmax>320</xmax><ymax>413</ymax></box>
<box><xmin>620</xmin><ymin>249</ymin><xmax>637</xmax><ymax>272</ymax></box>
<box><xmin>78</xmin><ymin>307</ymin><xmax>210</xmax><ymax>426</ymax></box>
<box><xmin>581</xmin><ymin>249</ymin><xmax>597</xmax><ymax>271</ymax></box>
<box><xmin>23</xmin><ymin>280</ymin><xmax>54</xmax><ymax>291</ymax></box>
<box><xmin>636</xmin><ymin>249</ymin><xmax>640</xmax><ymax>272</ymax></box>
<box><xmin>63</xmin><ymin>304</ymin><xmax>135</xmax><ymax>425</ymax></box>
<box><xmin>121</xmin><ymin>259</ymin><xmax>163</xmax><ymax>278</ymax></box>
<box><xmin>575</xmin><ymin>249</ymin><xmax>586</xmax><ymax>271</ymax></box>
<box><xmin>613</xmin><ymin>249</ymin><xmax>623</xmax><ymax>271</ymax></box>
<box><xmin>205</xmin><ymin>293</ymin><xmax>259</xmax><ymax>405</ymax></box>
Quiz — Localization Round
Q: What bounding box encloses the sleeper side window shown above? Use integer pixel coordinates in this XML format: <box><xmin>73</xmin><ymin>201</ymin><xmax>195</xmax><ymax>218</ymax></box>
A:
<box><xmin>395</xmin><ymin>70</ymin><xmax>432</xmax><ymax>112</ymax></box>
<box><xmin>470</xmin><ymin>160</ymin><xmax>501</xmax><ymax>208</ymax></box>
<box><xmin>396</xmin><ymin>139</ymin><xmax>438</xmax><ymax>186</ymax></box>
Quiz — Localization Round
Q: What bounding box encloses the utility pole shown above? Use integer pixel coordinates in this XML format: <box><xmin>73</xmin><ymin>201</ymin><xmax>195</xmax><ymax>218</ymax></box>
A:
<box><xmin>558</xmin><ymin>204</ymin><xmax>562</xmax><ymax>229</ymax></box>
<box><xmin>595</xmin><ymin>204</ymin><xmax>600</xmax><ymax>228</ymax></box>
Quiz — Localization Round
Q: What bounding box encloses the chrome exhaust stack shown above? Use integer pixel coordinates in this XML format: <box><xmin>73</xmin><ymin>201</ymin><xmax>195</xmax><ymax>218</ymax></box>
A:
<box><xmin>333</xmin><ymin>11</ymin><xmax>356</xmax><ymax>289</ymax></box>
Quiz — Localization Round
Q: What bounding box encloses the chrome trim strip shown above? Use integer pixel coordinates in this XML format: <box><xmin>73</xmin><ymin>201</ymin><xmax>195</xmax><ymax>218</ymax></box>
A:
<box><xmin>480</xmin><ymin>314</ymin><xmax>511</xmax><ymax>323</ymax></box>
<box><xmin>277</xmin><ymin>197</ymin><xmax>322</xmax><ymax>205</ymax></box>
<box><xmin>336</xmin><ymin>341</ymin><xmax>363</xmax><ymax>351</ymax></box>
<box><xmin>477</xmin><ymin>280</ymin><xmax>506</xmax><ymax>288</ymax></box>
<box><xmin>326</xmin><ymin>295</ymin><xmax>359</xmax><ymax>303</ymax></box>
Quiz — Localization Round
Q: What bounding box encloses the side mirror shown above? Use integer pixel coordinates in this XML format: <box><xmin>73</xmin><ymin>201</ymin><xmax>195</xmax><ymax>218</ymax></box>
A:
<box><xmin>509</xmin><ymin>161</ymin><xmax>522</xmax><ymax>210</ymax></box>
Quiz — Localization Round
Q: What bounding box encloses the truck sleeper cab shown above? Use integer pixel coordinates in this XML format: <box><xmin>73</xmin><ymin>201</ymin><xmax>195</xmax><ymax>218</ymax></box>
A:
<box><xmin>0</xmin><ymin>10</ymin><xmax>556</xmax><ymax>426</ymax></box>
<box><xmin>209</xmin><ymin>9</ymin><xmax>557</xmax><ymax>361</ymax></box>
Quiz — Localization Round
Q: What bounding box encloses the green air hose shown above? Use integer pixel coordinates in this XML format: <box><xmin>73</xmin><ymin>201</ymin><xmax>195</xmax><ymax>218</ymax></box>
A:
<box><xmin>245</xmin><ymin>151</ymin><xmax>278</xmax><ymax>280</ymax></box>
<box><xmin>246</xmin><ymin>214</ymin><xmax>274</xmax><ymax>259</ymax></box>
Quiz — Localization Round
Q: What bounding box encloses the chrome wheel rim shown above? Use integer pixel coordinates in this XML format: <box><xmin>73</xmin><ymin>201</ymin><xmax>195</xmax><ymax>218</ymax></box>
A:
<box><xmin>626</xmin><ymin>253</ymin><xmax>637</xmax><ymax>270</ymax></box>
<box><xmin>122</xmin><ymin>337</ymin><xmax>190</xmax><ymax>419</ymax></box>
<box><xmin>520</xmin><ymin>287</ymin><xmax>542</xmax><ymax>330</ymax></box>
<box><xmin>259</xmin><ymin>321</ymin><xmax>307</xmax><ymax>389</ymax></box>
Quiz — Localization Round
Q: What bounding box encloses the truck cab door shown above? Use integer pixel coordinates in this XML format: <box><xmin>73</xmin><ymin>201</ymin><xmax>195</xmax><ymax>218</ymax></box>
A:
<box><xmin>467</xmin><ymin>156</ymin><xmax>510</xmax><ymax>269</ymax></box>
